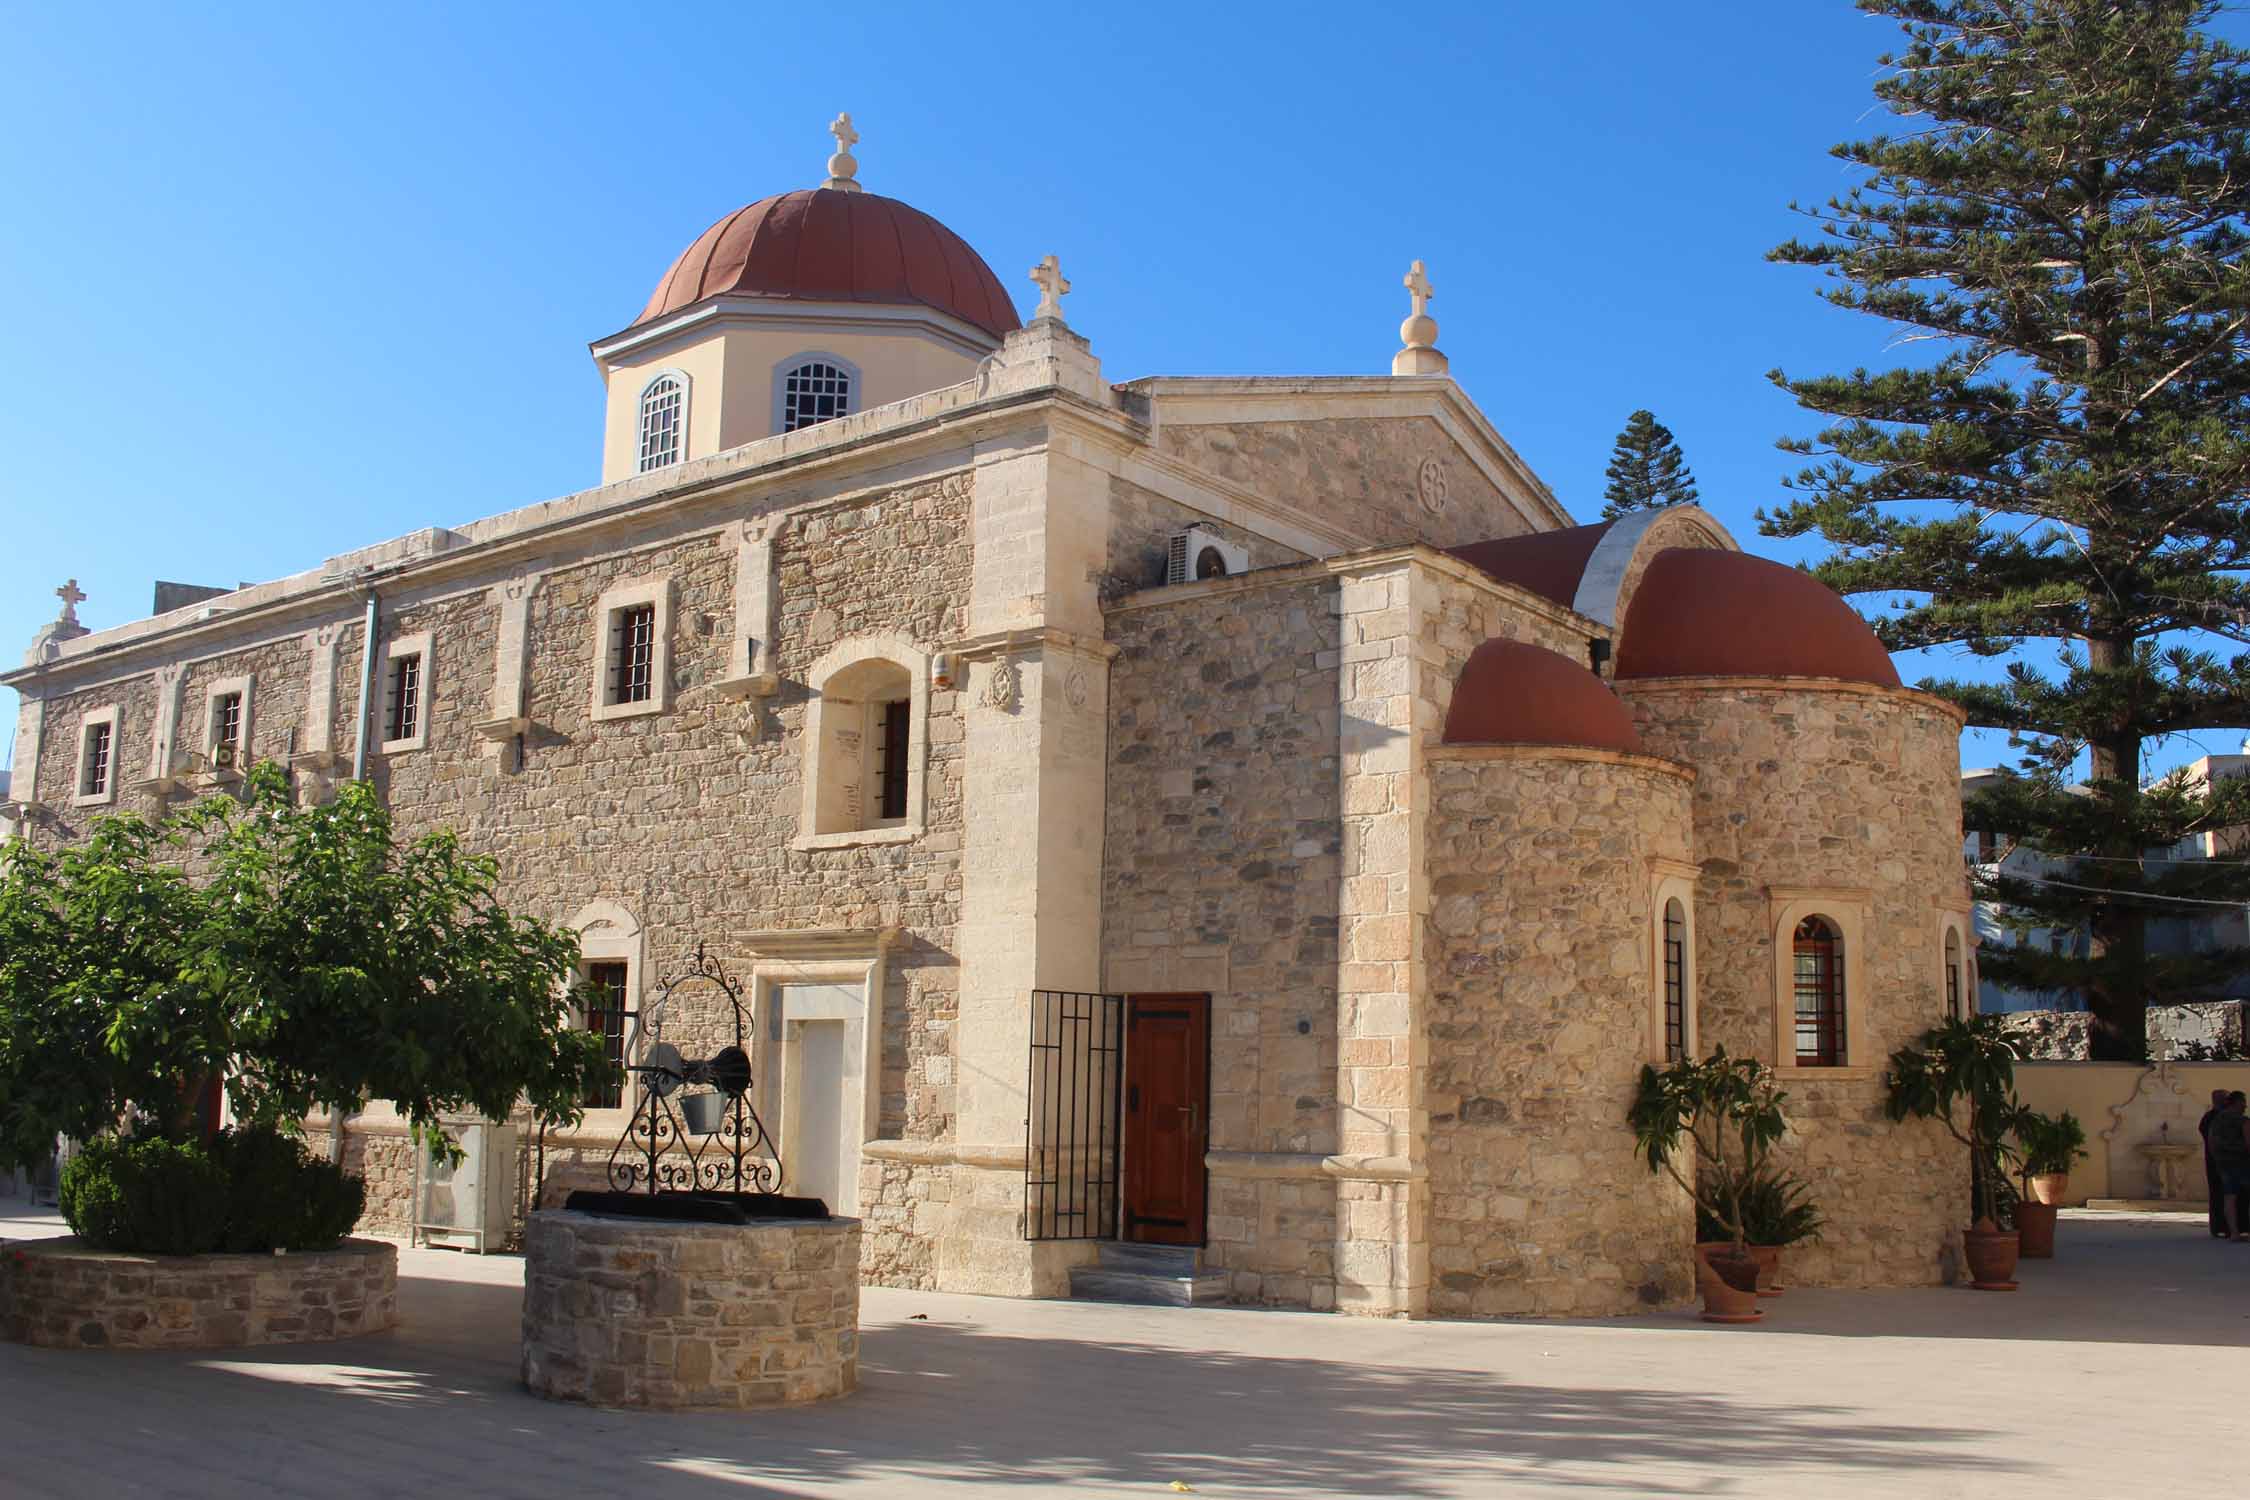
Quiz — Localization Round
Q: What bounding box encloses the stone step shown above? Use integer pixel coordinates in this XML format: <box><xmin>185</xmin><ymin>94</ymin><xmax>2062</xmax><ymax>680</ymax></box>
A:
<box><xmin>1096</xmin><ymin>1240</ymin><xmax>1202</xmax><ymax>1275</ymax></box>
<box><xmin>1068</xmin><ymin>1265</ymin><xmax>1232</xmax><ymax>1307</ymax></box>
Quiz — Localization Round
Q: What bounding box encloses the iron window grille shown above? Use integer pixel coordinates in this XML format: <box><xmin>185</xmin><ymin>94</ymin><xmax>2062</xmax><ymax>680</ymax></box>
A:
<box><xmin>610</xmin><ymin>604</ymin><xmax>657</xmax><ymax>705</ymax></box>
<box><xmin>877</xmin><ymin>699</ymin><xmax>910</xmax><ymax>822</ymax></box>
<box><xmin>1793</xmin><ymin>916</ymin><xmax>1847</xmax><ymax>1066</ymax></box>
<box><xmin>81</xmin><ymin>722</ymin><xmax>112</xmax><ymax>796</ymax></box>
<box><xmin>582</xmin><ymin>960</ymin><xmax>632</xmax><ymax>1110</ymax></box>
<box><xmin>638</xmin><ymin>377</ymin><xmax>683</xmax><ymax>472</ymax></box>
<box><xmin>1025</xmin><ymin>990</ymin><xmax>1123</xmax><ymax>1241</ymax></box>
<box><xmin>386</xmin><ymin>654</ymin><xmax>421</xmax><ymax>743</ymax></box>
<box><xmin>1944</xmin><ymin>929</ymin><xmax>1964</xmax><ymax>1019</ymax></box>
<box><xmin>212</xmin><ymin>692</ymin><xmax>243</xmax><ymax>766</ymax></box>
<box><xmin>1663</xmin><ymin>899</ymin><xmax>1687</xmax><ymax>1062</ymax></box>
<box><xmin>781</xmin><ymin>361</ymin><xmax>851</xmax><ymax>433</ymax></box>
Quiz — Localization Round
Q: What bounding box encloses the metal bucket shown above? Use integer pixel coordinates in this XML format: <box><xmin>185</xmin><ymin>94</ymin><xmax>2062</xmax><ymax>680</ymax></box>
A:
<box><xmin>680</xmin><ymin>1092</ymin><xmax>728</xmax><ymax>1136</ymax></box>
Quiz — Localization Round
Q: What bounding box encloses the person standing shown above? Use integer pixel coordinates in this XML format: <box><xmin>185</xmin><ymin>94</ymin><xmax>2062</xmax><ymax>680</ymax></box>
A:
<box><xmin>2212</xmin><ymin>1092</ymin><xmax>2250</xmax><ymax>1243</ymax></box>
<box><xmin>2203</xmin><ymin>1088</ymin><xmax>2233</xmax><ymax>1239</ymax></box>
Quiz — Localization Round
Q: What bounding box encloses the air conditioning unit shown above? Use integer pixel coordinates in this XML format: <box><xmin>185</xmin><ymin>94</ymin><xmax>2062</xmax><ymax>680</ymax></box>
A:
<box><xmin>413</xmin><ymin>1116</ymin><xmax>519</xmax><ymax>1253</ymax></box>
<box><xmin>1165</xmin><ymin>526</ymin><xmax>1248</xmax><ymax>586</ymax></box>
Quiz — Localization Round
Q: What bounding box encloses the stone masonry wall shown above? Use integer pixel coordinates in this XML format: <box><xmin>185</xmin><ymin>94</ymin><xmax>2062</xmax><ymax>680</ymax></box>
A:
<box><xmin>1156</xmin><ymin>417</ymin><xmax>1539</xmax><ymax>551</ymax></box>
<box><xmin>1103</xmin><ymin>575</ymin><xmax>1344</xmax><ymax>1308</ymax></box>
<box><xmin>2</xmin><ymin>1237</ymin><xmax>397</xmax><ymax>1349</ymax></box>
<box><xmin>19</xmin><ymin>469</ymin><xmax>979</xmax><ymax>1283</ymax></box>
<box><xmin>1423</xmin><ymin>751</ymin><xmax>1698</xmax><ymax>1317</ymax></box>
<box><xmin>1622</xmin><ymin>681</ymin><xmax>1972</xmax><ymax>1287</ymax></box>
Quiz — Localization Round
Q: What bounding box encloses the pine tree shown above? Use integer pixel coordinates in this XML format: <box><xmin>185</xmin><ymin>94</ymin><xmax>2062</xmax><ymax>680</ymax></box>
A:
<box><xmin>1765</xmin><ymin>0</ymin><xmax>2250</xmax><ymax>1060</ymax></box>
<box><xmin>1601</xmin><ymin>410</ymin><xmax>1701</xmax><ymax>519</ymax></box>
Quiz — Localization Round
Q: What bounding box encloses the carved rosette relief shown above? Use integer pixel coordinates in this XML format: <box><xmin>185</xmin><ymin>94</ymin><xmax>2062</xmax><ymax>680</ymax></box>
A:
<box><xmin>982</xmin><ymin>656</ymin><xmax>1022</xmax><ymax>713</ymax></box>
<box><xmin>1417</xmin><ymin>457</ymin><xmax>1451</xmax><ymax>516</ymax></box>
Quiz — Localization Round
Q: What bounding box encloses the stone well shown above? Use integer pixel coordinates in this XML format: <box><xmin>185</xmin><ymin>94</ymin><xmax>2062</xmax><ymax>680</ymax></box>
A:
<box><xmin>521</xmin><ymin>1210</ymin><xmax>860</xmax><ymax>1410</ymax></box>
<box><xmin>1</xmin><ymin>1237</ymin><xmax>398</xmax><ymax>1349</ymax></box>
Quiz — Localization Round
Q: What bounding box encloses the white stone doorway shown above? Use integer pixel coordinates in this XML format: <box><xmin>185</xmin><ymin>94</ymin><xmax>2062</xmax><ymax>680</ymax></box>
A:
<box><xmin>770</xmin><ymin>980</ymin><xmax>868</xmax><ymax>1215</ymax></box>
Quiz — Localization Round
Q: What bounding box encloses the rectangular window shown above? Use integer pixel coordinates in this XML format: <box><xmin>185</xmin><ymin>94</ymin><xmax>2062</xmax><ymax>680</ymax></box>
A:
<box><xmin>81</xmin><ymin>721</ymin><xmax>112</xmax><ymax>797</ymax></box>
<box><xmin>1663</xmin><ymin>904</ymin><xmax>1687</xmax><ymax>1062</ymax></box>
<box><xmin>386</xmin><ymin>652</ymin><xmax>422</xmax><ymax>743</ymax></box>
<box><xmin>582</xmin><ymin>960</ymin><xmax>631</xmax><ymax>1110</ymax></box>
<box><xmin>877</xmin><ymin>699</ymin><xmax>910</xmax><ymax>821</ymax></box>
<box><xmin>611</xmin><ymin>604</ymin><xmax>656</xmax><ymax>705</ymax></box>
<box><xmin>212</xmin><ymin>692</ymin><xmax>243</xmax><ymax>767</ymax></box>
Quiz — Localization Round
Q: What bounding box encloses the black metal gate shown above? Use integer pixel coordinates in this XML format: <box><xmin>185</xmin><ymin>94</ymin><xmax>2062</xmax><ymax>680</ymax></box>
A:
<box><xmin>1025</xmin><ymin>990</ymin><xmax>1124</xmax><ymax>1240</ymax></box>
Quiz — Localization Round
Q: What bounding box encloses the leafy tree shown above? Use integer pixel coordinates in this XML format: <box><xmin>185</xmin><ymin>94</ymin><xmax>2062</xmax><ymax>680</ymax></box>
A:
<box><xmin>1885</xmin><ymin>1014</ymin><xmax>2024</xmax><ymax>1228</ymax></box>
<box><xmin>1764</xmin><ymin>0</ymin><xmax>2250</xmax><ymax>1059</ymax></box>
<box><xmin>1627</xmin><ymin>1047</ymin><xmax>1790</xmax><ymax>1253</ymax></box>
<box><xmin>1601</xmin><ymin>409</ymin><xmax>1701</xmax><ymax>519</ymax></box>
<box><xmin>0</xmin><ymin>763</ymin><xmax>613</xmax><ymax>1171</ymax></box>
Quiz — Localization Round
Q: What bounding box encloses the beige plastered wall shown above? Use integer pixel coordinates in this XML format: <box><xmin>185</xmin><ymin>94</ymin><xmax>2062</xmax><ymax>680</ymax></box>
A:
<box><xmin>2013</xmin><ymin>1061</ymin><xmax>2250</xmax><ymax>1204</ymax></box>
<box><xmin>1621</xmin><ymin>677</ymin><xmax>1974</xmax><ymax>1288</ymax></box>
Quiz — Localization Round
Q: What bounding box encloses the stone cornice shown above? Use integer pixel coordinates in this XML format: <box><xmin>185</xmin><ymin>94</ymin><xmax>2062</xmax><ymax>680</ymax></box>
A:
<box><xmin>1614</xmin><ymin>675</ymin><xmax>1972</xmax><ymax>725</ymax></box>
<box><xmin>946</xmin><ymin>626</ymin><xmax>1119</xmax><ymax>664</ymax></box>
<box><xmin>730</xmin><ymin>926</ymin><xmax>900</xmax><ymax>961</ymax></box>
<box><xmin>1427</xmin><ymin>742</ymin><xmax>1696</xmax><ymax>782</ymax></box>
<box><xmin>1106</xmin><ymin>543</ymin><xmax>1610</xmax><ymax>642</ymax></box>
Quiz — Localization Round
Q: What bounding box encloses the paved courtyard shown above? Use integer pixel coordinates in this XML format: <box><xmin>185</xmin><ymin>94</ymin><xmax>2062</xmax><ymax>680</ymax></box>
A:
<box><xmin>0</xmin><ymin>1199</ymin><xmax>2240</xmax><ymax>1498</ymax></box>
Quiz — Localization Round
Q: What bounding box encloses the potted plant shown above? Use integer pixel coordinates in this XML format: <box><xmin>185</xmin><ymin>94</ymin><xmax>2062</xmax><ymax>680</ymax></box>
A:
<box><xmin>2009</xmin><ymin>1107</ymin><xmax>2087</xmax><ymax>1258</ymax></box>
<box><xmin>1737</xmin><ymin>1168</ymin><xmax>1825</xmax><ymax>1295</ymax></box>
<box><xmin>1629</xmin><ymin>1047</ymin><xmax>1789</xmax><ymax>1323</ymax></box>
<box><xmin>1885</xmin><ymin>1014</ymin><xmax>2024</xmax><ymax>1290</ymax></box>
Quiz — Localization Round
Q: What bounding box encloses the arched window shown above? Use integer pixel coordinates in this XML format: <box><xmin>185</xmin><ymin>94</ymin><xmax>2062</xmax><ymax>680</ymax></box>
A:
<box><xmin>778</xmin><ymin>357</ymin><xmax>853</xmax><ymax>434</ymax></box>
<box><xmin>1944</xmin><ymin>927</ymin><xmax>1965</xmax><ymax>1019</ymax></box>
<box><xmin>637</xmin><ymin>374</ymin><xmax>685</xmax><ymax>472</ymax></box>
<box><xmin>796</xmin><ymin>636</ymin><xmax>930</xmax><ymax>849</ymax></box>
<box><xmin>1663</xmin><ymin>898</ymin><xmax>1689</xmax><ymax>1061</ymax></box>
<box><xmin>1793</xmin><ymin>916</ymin><xmax>1846</xmax><ymax>1066</ymax></box>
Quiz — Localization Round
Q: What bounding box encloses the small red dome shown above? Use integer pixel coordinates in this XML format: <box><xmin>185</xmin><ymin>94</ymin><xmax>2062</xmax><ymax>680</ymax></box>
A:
<box><xmin>1614</xmin><ymin>549</ymin><xmax>1900</xmax><ymax>686</ymax></box>
<box><xmin>1442</xmin><ymin>640</ymin><xmax>1644</xmax><ymax>753</ymax></box>
<box><xmin>634</xmin><ymin>189</ymin><xmax>1021</xmax><ymax>340</ymax></box>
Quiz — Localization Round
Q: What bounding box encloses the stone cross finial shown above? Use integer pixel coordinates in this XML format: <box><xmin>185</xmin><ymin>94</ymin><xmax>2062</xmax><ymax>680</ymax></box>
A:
<box><xmin>824</xmin><ymin>112</ymin><xmax>863</xmax><ymax>193</ymax></box>
<box><xmin>55</xmin><ymin>579</ymin><xmax>85</xmax><ymax>626</ymax></box>
<box><xmin>1030</xmin><ymin>254</ymin><xmax>1071</xmax><ymax>322</ymax></box>
<box><xmin>1404</xmin><ymin>261</ymin><xmax>1435</xmax><ymax>321</ymax></box>
<box><xmin>1393</xmin><ymin>259</ymin><xmax>1448</xmax><ymax>376</ymax></box>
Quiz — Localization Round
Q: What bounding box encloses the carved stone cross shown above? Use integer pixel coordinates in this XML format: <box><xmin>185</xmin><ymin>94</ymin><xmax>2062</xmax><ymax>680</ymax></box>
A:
<box><xmin>829</xmin><ymin>112</ymin><xmax>858</xmax><ymax>156</ymax></box>
<box><xmin>1404</xmin><ymin>260</ymin><xmax>1434</xmax><ymax>319</ymax></box>
<box><xmin>55</xmin><ymin>578</ymin><xmax>85</xmax><ymax>625</ymax></box>
<box><xmin>1030</xmin><ymin>254</ymin><xmax>1071</xmax><ymax>321</ymax></box>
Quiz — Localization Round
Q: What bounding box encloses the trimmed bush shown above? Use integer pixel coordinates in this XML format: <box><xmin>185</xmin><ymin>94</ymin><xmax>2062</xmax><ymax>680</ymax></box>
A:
<box><xmin>209</xmin><ymin>1127</ymin><xmax>366</xmax><ymax>1253</ymax></box>
<box><xmin>59</xmin><ymin>1136</ymin><xmax>229</xmax><ymax>1255</ymax></box>
<box><xmin>58</xmin><ymin>1127</ymin><xmax>366</xmax><ymax>1255</ymax></box>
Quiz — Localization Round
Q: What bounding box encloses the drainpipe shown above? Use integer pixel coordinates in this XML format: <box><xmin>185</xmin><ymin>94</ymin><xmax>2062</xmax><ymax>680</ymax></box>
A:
<box><xmin>350</xmin><ymin>589</ymin><xmax>380</xmax><ymax>781</ymax></box>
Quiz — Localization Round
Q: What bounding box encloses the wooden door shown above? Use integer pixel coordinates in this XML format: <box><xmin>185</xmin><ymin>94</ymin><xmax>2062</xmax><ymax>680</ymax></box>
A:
<box><xmin>1122</xmin><ymin>993</ymin><xmax>1209</xmax><ymax>1245</ymax></box>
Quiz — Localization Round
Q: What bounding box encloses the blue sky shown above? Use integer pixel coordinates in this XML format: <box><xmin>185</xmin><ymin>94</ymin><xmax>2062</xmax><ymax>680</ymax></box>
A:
<box><xmin>3</xmin><ymin>1</ymin><xmax>2243</xmax><ymax>776</ymax></box>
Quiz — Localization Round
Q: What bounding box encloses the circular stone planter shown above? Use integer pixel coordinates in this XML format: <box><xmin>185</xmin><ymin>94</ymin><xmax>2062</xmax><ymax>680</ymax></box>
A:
<box><xmin>1</xmin><ymin>1237</ymin><xmax>398</xmax><ymax>1350</ymax></box>
<box><xmin>521</xmin><ymin>1209</ymin><xmax>860</xmax><ymax>1410</ymax></box>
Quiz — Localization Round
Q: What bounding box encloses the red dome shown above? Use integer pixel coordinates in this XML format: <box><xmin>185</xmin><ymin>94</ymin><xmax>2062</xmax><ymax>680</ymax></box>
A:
<box><xmin>634</xmin><ymin>189</ymin><xmax>1021</xmax><ymax>340</ymax></box>
<box><xmin>1614</xmin><ymin>549</ymin><xmax>1900</xmax><ymax>687</ymax></box>
<box><xmin>1442</xmin><ymin>640</ymin><xmax>1644</xmax><ymax>753</ymax></box>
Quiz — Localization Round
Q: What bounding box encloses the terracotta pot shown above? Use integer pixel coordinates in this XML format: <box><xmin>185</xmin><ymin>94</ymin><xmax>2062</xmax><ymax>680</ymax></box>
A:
<box><xmin>2016</xmin><ymin>1202</ymin><xmax>2058</xmax><ymax>1259</ymax></box>
<box><xmin>1749</xmin><ymin>1244</ymin><xmax>1784</xmax><ymax>1296</ymax></box>
<box><xmin>1700</xmin><ymin>1249</ymin><xmax>1763</xmax><ymax>1324</ymax></box>
<box><xmin>1963</xmin><ymin>1226</ymin><xmax>2020</xmax><ymax>1290</ymax></box>
<box><xmin>2026</xmin><ymin>1173</ymin><xmax>2070</xmax><ymax>1207</ymax></box>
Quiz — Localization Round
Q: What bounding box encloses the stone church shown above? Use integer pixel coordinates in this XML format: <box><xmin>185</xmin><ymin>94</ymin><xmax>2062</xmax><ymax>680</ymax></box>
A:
<box><xmin>2</xmin><ymin>119</ymin><xmax>1972</xmax><ymax>1318</ymax></box>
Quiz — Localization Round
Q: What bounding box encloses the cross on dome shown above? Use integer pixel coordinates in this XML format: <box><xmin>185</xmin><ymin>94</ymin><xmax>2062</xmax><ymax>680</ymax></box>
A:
<box><xmin>1030</xmin><ymin>254</ymin><xmax>1071</xmax><ymax>322</ymax></box>
<box><xmin>824</xmin><ymin>112</ymin><xmax>863</xmax><ymax>193</ymax></box>
<box><xmin>54</xmin><ymin>578</ymin><xmax>85</xmax><ymax>626</ymax></box>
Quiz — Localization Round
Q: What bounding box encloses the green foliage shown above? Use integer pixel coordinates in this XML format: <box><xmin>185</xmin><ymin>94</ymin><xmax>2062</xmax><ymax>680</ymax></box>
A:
<box><xmin>1885</xmin><ymin>1014</ymin><xmax>2025</xmax><ymax>1227</ymax></box>
<box><xmin>1698</xmin><ymin>1168</ymin><xmax>1828</xmax><ymax>1249</ymax></box>
<box><xmin>1765</xmin><ymin>1</ymin><xmax>2250</xmax><ymax>1060</ymax></box>
<box><xmin>59</xmin><ymin>1135</ymin><xmax>228</xmax><ymax>1255</ymax></box>
<box><xmin>0</xmin><ymin>763</ymin><xmax>616</xmax><ymax>1174</ymax></box>
<box><xmin>209</xmin><ymin>1126</ymin><xmax>366</xmax><ymax>1253</ymax></box>
<box><xmin>1628</xmin><ymin>1047</ymin><xmax>1789</xmax><ymax>1250</ymax></box>
<box><xmin>2011</xmin><ymin>1105</ymin><xmax>2090</xmax><ymax>1178</ymax></box>
<box><xmin>1600</xmin><ymin>409</ymin><xmax>1700</xmax><ymax>519</ymax></box>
